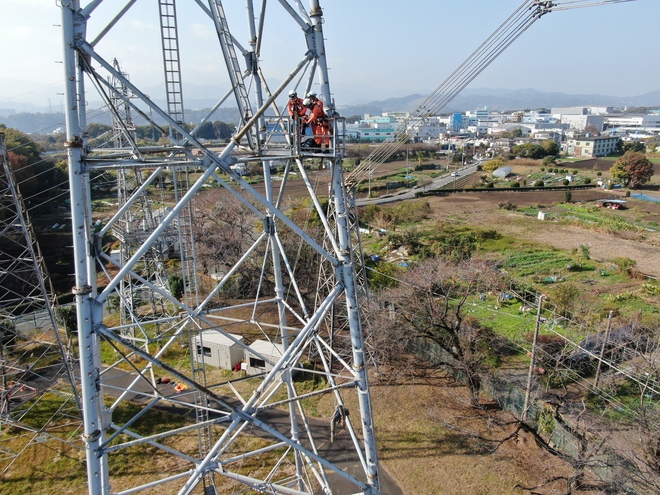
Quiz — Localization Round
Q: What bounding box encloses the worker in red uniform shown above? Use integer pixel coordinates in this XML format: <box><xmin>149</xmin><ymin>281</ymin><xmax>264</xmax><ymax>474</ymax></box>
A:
<box><xmin>287</xmin><ymin>90</ymin><xmax>306</xmax><ymax>119</ymax></box>
<box><xmin>302</xmin><ymin>94</ymin><xmax>330</xmax><ymax>149</ymax></box>
<box><xmin>287</xmin><ymin>90</ymin><xmax>308</xmax><ymax>143</ymax></box>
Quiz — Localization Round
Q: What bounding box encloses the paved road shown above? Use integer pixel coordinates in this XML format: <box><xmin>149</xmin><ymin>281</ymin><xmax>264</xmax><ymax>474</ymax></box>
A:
<box><xmin>356</xmin><ymin>163</ymin><xmax>479</xmax><ymax>207</ymax></box>
<box><xmin>102</xmin><ymin>367</ymin><xmax>403</xmax><ymax>494</ymax></box>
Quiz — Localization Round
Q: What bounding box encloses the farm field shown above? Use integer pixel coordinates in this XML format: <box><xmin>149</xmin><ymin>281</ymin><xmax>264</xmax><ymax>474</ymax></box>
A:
<box><xmin>422</xmin><ymin>189</ymin><xmax>660</xmax><ymax>278</ymax></box>
<box><xmin>352</xmin><ymin>182</ymin><xmax>660</xmax><ymax>494</ymax></box>
<box><xmin>6</xmin><ymin>156</ymin><xmax>660</xmax><ymax>495</ymax></box>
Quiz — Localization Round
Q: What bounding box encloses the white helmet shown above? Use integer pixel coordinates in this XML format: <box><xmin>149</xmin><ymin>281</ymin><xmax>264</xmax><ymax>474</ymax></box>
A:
<box><xmin>306</xmin><ymin>91</ymin><xmax>317</xmax><ymax>99</ymax></box>
<box><xmin>288</xmin><ymin>90</ymin><xmax>297</xmax><ymax>98</ymax></box>
<box><xmin>302</xmin><ymin>98</ymin><xmax>312</xmax><ymax>107</ymax></box>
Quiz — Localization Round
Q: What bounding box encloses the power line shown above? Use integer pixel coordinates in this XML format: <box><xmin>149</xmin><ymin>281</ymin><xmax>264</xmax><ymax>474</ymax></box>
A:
<box><xmin>346</xmin><ymin>0</ymin><xmax>638</xmax><ymax>188</ymax></box>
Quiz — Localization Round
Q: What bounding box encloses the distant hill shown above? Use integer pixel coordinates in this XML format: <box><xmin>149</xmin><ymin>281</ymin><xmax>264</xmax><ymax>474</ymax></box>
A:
<box><xmin>336</xmin><ymin>88</ymin><xmax>660</xmax><ymax>117</ymax></box>
<box><xmin>4</xmin><ymin>88</ymin><xmax>660</xmax><ymax>134</ymax></box>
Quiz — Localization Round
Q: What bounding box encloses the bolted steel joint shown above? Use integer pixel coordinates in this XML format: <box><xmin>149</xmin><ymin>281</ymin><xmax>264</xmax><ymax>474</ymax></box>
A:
<box><xmin>64</xmin><ymin>136</ymin><xmax>83</xmax><ymax>148</ymax></box>
<box><xmin>72</xmin><ymin>284</ymin><xmax>92</xmax><ymax>296</ymax></box>
<box><xmin>82</xmin><ymin>429</ymin><xmax>101</xmax><ymax>443</ymax></box>
<box><xmin>263</xmin><ymin>217</ymin><xmax>275</xmax><ymax>235</ymax></box>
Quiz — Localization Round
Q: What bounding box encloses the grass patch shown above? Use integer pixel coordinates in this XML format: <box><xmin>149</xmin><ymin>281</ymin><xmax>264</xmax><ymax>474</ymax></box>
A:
<box><xmin>585</xmin><ymin>379</ymin><xmax>660</xmax><ymax>423</ymax></box>
<box><xmin>499</xmin><ymin>250</ymin><xmax>576</xmax><ymax>277</ymax></box>
<box><xmin>516</xmin><ymin>202</ymin><xmax>653</xmax><ymax>233</ymax></box>
<box><xmin>466</xmin><ymin>297</ymin><xmax>531</xmax><ymax>343</ymax></box>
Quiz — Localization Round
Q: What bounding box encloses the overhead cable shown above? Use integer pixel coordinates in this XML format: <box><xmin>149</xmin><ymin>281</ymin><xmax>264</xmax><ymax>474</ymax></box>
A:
<box><xmin>347</xmin><ymin>0</ymin><xmax>638</xmax><ymax>187</ymax></box>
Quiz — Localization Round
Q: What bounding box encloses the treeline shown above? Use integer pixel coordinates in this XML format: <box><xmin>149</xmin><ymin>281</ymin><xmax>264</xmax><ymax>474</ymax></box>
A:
<box><xmin>0</xmin><ymin>124</ymin><xmax>66</xmax><ymax>213</ymax></box>
<box><xmin>84</xmin><ymin>120</ymin><xmax>236</xmax><ymax>144</ymax></box>
<box><xmin>1</xmin><ymin>106</ymin><xmax>242</xmax><ymax>134</ymax></box>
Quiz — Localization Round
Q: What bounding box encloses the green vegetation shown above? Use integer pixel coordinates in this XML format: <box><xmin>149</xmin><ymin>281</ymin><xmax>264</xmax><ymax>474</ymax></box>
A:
<box><xmin>610</xmin><ymin>151</ymin><xmax>655</xmax><ymax>188</ymax></box>
<box><xmin>500</xmin><ymin>250</ymin><xmax>578</xmax><ymax>277</ymax></box>
<box><xmin>518</xmin><ymin>203</ymin><xmax>654</xmax><ymax>233</ymax></box>
<box><xmin>361</xmin><ymin>197</ymin><xmax>660</xmax><ymax>365</ymax></box>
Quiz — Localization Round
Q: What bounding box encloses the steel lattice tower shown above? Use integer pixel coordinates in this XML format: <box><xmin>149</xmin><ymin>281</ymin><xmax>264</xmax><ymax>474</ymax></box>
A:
<box><xmin>0</xmin><ymin>132</ymin><xmax>82</xmax><ymax>474</ymax></box>
<box><xmin>60</xmin><ymin>1</ymin><xmax>380</xmax><ymax>494</ymax></box>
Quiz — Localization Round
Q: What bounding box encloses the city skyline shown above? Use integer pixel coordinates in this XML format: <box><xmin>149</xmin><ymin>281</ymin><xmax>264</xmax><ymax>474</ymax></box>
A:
<box><xmin>0</xmin><ymin>0</ymin><xmax>656</xmax><ymax>112</ymax></box>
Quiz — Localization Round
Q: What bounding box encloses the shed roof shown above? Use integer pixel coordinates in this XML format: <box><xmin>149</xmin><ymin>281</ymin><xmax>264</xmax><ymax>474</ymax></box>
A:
<box><xmin>248</xmin><ymin>339</ymin><xmax>284</xmax><ymax>358</ymax></box>
<box><xmin>194</xmin><ymin>330</ymin><xmax>244</xmax><ymax>347</ymax></box>
<box><xmin>493</xmin><ymin>166</ymin><xmax>512</xmax><ymax>178</ymax></box>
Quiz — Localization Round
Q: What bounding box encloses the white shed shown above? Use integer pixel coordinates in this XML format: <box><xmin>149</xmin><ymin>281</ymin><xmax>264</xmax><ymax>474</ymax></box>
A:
<box><xmin>492</xmin><ymin>165</ymin><xmax>512</xmax><ymax>178</ymax></box>
<box><xmin>193</xmin><ymin>331</ymin><xmax>244</xmax><ymax>370</ymax></box>
<box><xmin>244</xmin><ymin>339</ymin><xmax>284</xmax><ymax>376</ymax></box>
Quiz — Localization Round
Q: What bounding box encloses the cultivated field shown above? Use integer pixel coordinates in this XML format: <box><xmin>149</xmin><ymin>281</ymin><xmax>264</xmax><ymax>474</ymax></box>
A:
<box><xmin>5</xmin><ymin>157</ymin><xmax>660</xmax><ymax>495</ymax></box>
<box><xmin>424</xmin><ymin>188</ymin><xmax>660</xmax><ymax>278</ymax></box>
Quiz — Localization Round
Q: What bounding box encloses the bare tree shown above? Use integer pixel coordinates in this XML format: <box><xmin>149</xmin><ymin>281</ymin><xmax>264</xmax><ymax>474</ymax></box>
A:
<box><xmin>376</xmin><ymin>257</ymin><xmax>509</xmax><ymax>407</ymax></box>
<box><xmin>193</xmin><ymin>190</ymin><xmax>323</xmax><ymax>305</ymax></box>
<box><xmin>194</xmin><ymin>190</ymin><xmax>257</xmax><ymax>273</ymax></box>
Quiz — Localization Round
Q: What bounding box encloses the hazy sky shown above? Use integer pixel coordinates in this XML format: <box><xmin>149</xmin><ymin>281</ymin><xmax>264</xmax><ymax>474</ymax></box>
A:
<box><xmin>0</xmin><ymin>0</ymin><xmax>655</xmax><ymax>111</ymax></box>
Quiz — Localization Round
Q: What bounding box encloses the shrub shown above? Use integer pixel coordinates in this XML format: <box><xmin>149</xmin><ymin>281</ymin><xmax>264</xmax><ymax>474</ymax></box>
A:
<box><xmin>169</xmin><ymin>275</ymin><xmax>185</xmax><ymax>301</ymax></box>
<box><xmin>542</xmin><ymin>156</ymin><xmax>556</xmax><ymax>167</ymax></box>
<box><xmin>510</xmin><ymin>181</ymin><xmax>520</xmax><ymax>188</ymax></box>
<box><xmin>435</xmin><ymin>231</ymin><xmax>478</xmax><ymax>261</ymax></box>
<box><xmin>562</xmin><ymin>179</ymin><xmax>570</xmax><ymax>186</ymax></box>
<box><xmin>367</xmin><ymin>261</ymin><xmax>401</xmax><ymax>290</ymax></box>
<box><xmin>478</xmin><ymin>229</ymin><xmax>501</xmax><ymax>240</ymax></box>
<box><xmin>386</xmin><ymin>231</ymin><xmax>405</xmax><ymax>249</ymax></box>
<box><xmin>534</xmin><ymin>180</ymin><xmax>544</xmax><ymax>187</ymax></box>
<box><xmin>579</xmin><ymin>244</ymin><xmax>590</xmax><ymax>260</ymax></box>
<box><xmin>583</xmin><ymin>177</ymin><xmax>591</xmax><ymax>184</ymax></box>
<box><xmin>537</xmin><ymin>407</ymin><xmax>555</xmax><ymax>435</ymax></box>
<box><xmin>56</xmin><ymin>306</ymin><xmax>78</xmax><ymax>339</ymax></box>
<box><xmin>548</xmin><ymin>283</ymin><xmax>581</xmax><ymax>317</ymax></box>
<box><xmin>611</xmin><ymin>257</ymin><xmax>636</xmax><ymax>270</ymax></box>
<box><xmin>498</xmin><ymin>201</ymin><xmax>517</xmax><ymax>210</ymax></box>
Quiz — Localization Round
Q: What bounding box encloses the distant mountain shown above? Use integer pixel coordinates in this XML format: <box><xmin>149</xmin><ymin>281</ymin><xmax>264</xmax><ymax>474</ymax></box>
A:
<box><xmin>4</xmin><ymin>88</ymin><xmax>660</xmax><ymax>134</ymax></box>
<box><xmin>0</xmin><ymin>107</ymin><xmax>242</xmax><ymax>135</ymax></box>
<box><xmin>336</xmin><ymin>88</ymin><xmax>660</xmax><ymax>117</ymax></box>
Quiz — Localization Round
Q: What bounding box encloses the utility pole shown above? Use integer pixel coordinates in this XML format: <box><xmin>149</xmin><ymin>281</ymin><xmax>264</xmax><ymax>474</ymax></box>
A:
<box><xmin>406</xmin><ymin>148</ymin><xmax>410</xmax><ymax>188</ymax></box>
<box><xmin>594</xmin><ymin>310</ymin><xmax>614</xmax><ymax>389</ymax></box>
<box><xmin>523</xmin><ymin>294</ymin><xmax>545</xmax><ymax>422</ymax></box>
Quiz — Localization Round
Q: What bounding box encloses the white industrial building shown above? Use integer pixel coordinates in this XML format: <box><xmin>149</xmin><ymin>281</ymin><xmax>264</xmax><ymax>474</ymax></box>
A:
<box><xmin>558</xmin><ymin>114</ymin><xmax>606</xmax><ymax>132</ymax></box>
<box><xmin>244</xmin><ymin>339</ymin><xmax>285</xmax><ymax>376</ymax></box>
<box><xmin>551</xmin><ymin>106</ymin><xmax>613</xmax><ymax>116</ymax></box>
<box><xmin>193</xmin><ymin>330</ymin><xmax>245</xmax><ymax>370</ymax></box>
<box><xmin>604</xmin><ymin>114</ymin><xmax>660</xmax><ymax>134</ymax></box>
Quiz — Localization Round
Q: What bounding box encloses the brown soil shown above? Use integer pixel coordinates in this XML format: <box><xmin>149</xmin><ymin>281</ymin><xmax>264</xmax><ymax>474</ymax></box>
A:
<box><xmin>422</xmin><ymin>189</ymin><xmax>660</xmax><ymax>278</ymax></box>
<box><xmin>331</xmin><ymin>369</ymin><xmax>592</xmax><ymax>495</ymax></box>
